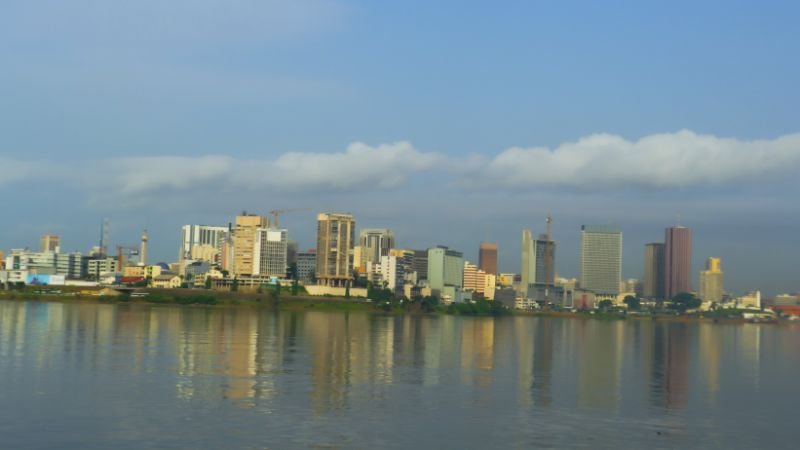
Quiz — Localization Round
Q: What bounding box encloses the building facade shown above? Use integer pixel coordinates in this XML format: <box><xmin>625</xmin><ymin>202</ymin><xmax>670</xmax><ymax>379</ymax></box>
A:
<box><xmin>699</xmin><ymin>257</ymin><xmax>724</xmax><ymax>303</ymax></box>
<box><xmin>579</xmin><ymin>225</ymin><xmax>622</xmax><ymax>295</ymax></box>
<box><xmin>427</xmin><ymin>246</ymin><xmax>463</xmax><ymax>291</ymax></box>
<box><xmin>181</xmin><ymin>225</ymin><xmax>229</xmax><ymax>260</ymax></box>
<box><xmin>296</xmin><ymin>250</ymin><xmax>317</xmax><ymax>282</ymax></box>
<box><xmin>233</xmin><ymin>215</ymin><xmax>268</xmax><ymax>277</ymax></box>
<box><xmin>359</xmin><ymin>229</ymin><xmax>395</xmax><ymax>266</ymax></box>
<box><xmin>664</xmin><ymin>226</ymin><xmax>692</xmax><ymax>299</ymax></box>
<box><xmin>253</xmin><ymin>228</ymin><xmax>288</xmax><ymax>277</ymax></box>
<box><xmin>315</xmin><ymin>213</ymin><xmax>356</xmax><ymax>287</ymax></box>
<box><xmin>478</xmin><ymin>242</ymin><xmax>498</xmax><ymax>275</ymax></box>
<box><xmin>40</xmin><ymin>234</ymin><xmax>60</xmax><ymax>253</ymax></box>
<box><xmin>643</xmin><ymin>243</ymin><xmax>665</xmax><ymax>299</ymax></box>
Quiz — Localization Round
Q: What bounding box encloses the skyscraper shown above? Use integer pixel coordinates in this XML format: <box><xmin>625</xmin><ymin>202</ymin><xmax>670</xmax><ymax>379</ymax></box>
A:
<box><xmin>580</xmin><ymin>225</ymin><xmax>622</xmax><ymax>295</ymax></box>
<box><xmin>233</xmin><ymin>214</ymin><xmax>268</xmax><ymax>277</ymax></box>
<box><xmin>664</xmin><ymin>226</ymin><xmax>692</xmax><ymax>299</ymax></box>
<box><xmin>181</xmin><ymin>225</ymin><xmax>229</xmax><ymax>259</ymax></box>
<box><xmin>643</xmin><ymin>243</ymin><xmax>665</xmax><ymax>299</ymax></box>
<box><xmin>253</xmin><ymin>228</ymin><xmax>288</xmax><ymax>277</ymax></box>
<box><xmin>427</xmin><ymin>246</ymin><xmax>463</xmax><ymax>291</ymax></box>
<box><xmin>699</xmin><ymin>257</ymin><xmax>724</xmax><ymax>303</ymax></box>
<box><xmin>39</xmin><ymin>234</ymin><xmax>60</xmax><ymax>253</ymax></box>
<box><xmin>519</xmin><ymin>230</ymin><xmax>557</xmax><ymax>299</ymax></box>
<box><xmin>478</xmin><ymin>242</ymin><xmax>498</xmax><ymax>275</ymax></box>
<box><xmin>316</xmin><ymin>213</ymin><xmax>356</xmax><ymax>287</ymax></box>
<box><xmin>358</xmin><ymin>229</ymin><xmax>395</xmax><ymax>265</ymax></box>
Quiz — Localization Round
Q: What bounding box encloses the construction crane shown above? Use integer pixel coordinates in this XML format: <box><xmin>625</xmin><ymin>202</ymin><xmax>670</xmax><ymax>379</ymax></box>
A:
<box><xmin>544</xmin><ymin>214</ymin><xmax>553</xmax><ymax>307</ymax></box>
<box><xmin>268</xmin><ymin>208</ymin><xmax>309</xmax><ymax>228</ymax></box>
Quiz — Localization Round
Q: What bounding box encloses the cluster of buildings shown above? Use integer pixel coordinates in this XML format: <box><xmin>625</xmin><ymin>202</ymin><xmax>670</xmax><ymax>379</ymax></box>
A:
<box><xmin>0</xmin><ymin>213</ymin><xmax>793</xmax><ymax>312</ymax></box>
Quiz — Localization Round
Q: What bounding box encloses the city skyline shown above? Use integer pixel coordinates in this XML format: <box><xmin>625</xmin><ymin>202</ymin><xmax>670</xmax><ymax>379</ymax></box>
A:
<box><xmin>2</xmin><ymin>1</ymin><xmax>799</xmax><ymax>295</ymax></box>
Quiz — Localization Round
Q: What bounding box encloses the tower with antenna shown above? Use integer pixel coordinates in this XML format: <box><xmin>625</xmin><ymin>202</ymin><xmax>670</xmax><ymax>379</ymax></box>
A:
<box><xmin>139</xmin><ymin>230</ymin><xmax>148</xmax><ymax>266</ymax></box>
<box><xmin>99</xmin><ymin>218</ymin><xmax>109</xmax><ymax>258</ymax></box>
<box><xmin>544</xmin><ymin>214</ymin><xmax>553</xmax><ymax>306</ymax></box>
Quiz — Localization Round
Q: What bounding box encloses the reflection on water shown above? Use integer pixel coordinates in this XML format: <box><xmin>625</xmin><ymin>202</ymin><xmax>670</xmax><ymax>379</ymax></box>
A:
<box><xmin>0</xmin><ymin>300</ymin><xmax>796</xmax><ymax>449</ymax></box>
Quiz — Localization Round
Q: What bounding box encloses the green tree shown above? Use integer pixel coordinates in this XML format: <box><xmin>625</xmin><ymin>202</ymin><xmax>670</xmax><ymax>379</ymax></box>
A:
<box><xmin>670</xmin><ymin>292</ymin><xmax>701</xmax><ymax>312</ymax></box>
<box><xmin>623</xmin><ymin>295</ymin><xmax>641</xmax><ymax>310</ymax></box>
<box><xmin>291</xmin><ymin>278</ymin><xmax>299</xmax><ymax>296</ymax></box>
<box><xmin>288</xmin><ymin>262</ymin><xmax>298</xmax><ymax>280</ymax></box>
<box><xmin>598</xmin><ymin>299</ymin><xmax>613</xmax><ymax>310</ymax></box>
<box><xmin>344</xmin><ymin>280</ymin><xmax>351</xmax><ymax>299</ymax></box>
<box><xmin>274</xmin><ymin>282</ymin><xmax>281</xmax><ymax>301</ymax></box>
<box><xmin>204</xmin><ymin>276</ymin><xmax>212</xmax><ymax>289</ymax></box>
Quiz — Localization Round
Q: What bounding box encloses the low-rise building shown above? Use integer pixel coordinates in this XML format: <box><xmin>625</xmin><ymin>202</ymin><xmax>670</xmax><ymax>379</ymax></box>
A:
<box><xmin>151</xmin><ymin>274</ymin><xmax>182</xmax><ymax>289</ymax></box>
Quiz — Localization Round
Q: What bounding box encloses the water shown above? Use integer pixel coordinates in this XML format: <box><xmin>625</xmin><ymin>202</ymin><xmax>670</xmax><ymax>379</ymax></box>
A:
<box><xmin>0</xmin><ymin>300</ymin><xmax>798</xmax><ymax>449</ymax></box>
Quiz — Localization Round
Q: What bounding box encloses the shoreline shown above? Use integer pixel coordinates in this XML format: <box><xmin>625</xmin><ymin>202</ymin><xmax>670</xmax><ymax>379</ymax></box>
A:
<box><xmin>0</xmin><ymin>290</ymin><xmax>786</xmax><ymax>325</ymax></box>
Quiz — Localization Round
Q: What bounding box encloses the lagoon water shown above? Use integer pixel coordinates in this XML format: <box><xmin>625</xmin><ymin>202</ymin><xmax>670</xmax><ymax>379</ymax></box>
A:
<box><xmin>1</xmin><ymin>300</ymin><xmax>798</xmax><ymax>449</ymax></box>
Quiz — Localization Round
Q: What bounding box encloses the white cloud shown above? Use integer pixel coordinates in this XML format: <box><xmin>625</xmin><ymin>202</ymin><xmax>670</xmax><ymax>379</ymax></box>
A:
<box><xmin>77</xmin><ymin>141</ymin><xmax>442</xmax><ymax>196</ymax></box>
<box><xmin>473</xmin><ymin>130</ymin><xmax>800</xmax><ymax>189</ymax></box>
<box><xmin>3</xmin><ymin>131</ymin><xmax>800</xmax><ymax>197</ymax></box>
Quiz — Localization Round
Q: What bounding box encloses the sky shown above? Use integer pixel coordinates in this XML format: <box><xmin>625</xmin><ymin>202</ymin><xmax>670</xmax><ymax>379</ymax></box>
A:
<box><xmin>1</xmin><ymin>0</ymin><xmax>799</xmax><ymax>296</ymax></box>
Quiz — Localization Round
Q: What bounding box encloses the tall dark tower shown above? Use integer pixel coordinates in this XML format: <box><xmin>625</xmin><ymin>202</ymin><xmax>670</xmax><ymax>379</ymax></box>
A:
<box><xmin>664</xmin><ymin>226</ymin><xmax>692</xmax><ymax>299</ymax></box>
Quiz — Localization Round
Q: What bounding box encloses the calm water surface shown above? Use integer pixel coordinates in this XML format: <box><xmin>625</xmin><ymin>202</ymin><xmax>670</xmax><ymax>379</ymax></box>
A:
<box><xmin>1</xmin><ymin>300</ymin><xmax>798</xmax><ymax>449</ymax></box>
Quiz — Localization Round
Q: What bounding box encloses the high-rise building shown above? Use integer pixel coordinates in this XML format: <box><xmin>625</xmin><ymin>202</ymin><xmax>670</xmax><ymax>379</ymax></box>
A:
<box><xmin>40</xmin><ymin>234</ymin><xmax>60</xmax><ymax>253</ymax></box>
<box><xmin>643</xmin><ymin>243</ymin><xmax>665</xmax><ymax>299</ymax></box>
<box><xmin>580</xmin><ymin>225</ymin><xmax>622</xmax><ymax>295</ymax></box>
<box><xmin>427</xmin><ymin>246</ymin><xmax>463</xmax><ymax>291</ymax></box>
<box><xmin>463</xmin><ymin>261</ymin><xmax>488</xmax><ymax>295</ymax></box>
<box><xmin>254</xmin><ymin>228</ymin><xmax>288</xmax><ymax>277</ymax></box>
<box><xmin>359</xmin><ymin>229</ymin><xmax>395</xmax><ymax>265</ymax></box>
<box><xmin>315</xmin><ymin>213</ymin><xmax>356</xmax><ymax>287</ymax></box>
<box><xmin>519</xmin><ymin>230</ymin><xmax>556</xmax><ymax>298</ymax></box>
<box><xmin>699</xmin><ymin>257</ymin><xmax>724</xmax><ymax>303</ymax></box>
<box><xmin>233</xmin><ymin>215</ymin><xmax>268</xmax><ymax>277</ymax></box>
<box><xmin>478</xmin><ymin>243</ymin><xmax>498</xmax><ymax>275</ymax></box>
<box><xmin>664</xmin><ymin>226</ymin><xmax>692</xmax><ymax>299</ymax></box>
<box><xmin>181</xmin><ymin>225</ymin><xmax>229</xmax><ymax>260</ymax></box>
<box><xmin>412</xmin><ymin>250</ymin><xmax>429</xmax><ymax>281</ymax></box>
<box><xmin>296</xmin><ymin>249</ymin><xmax>317</xmax><ymax>282</ymax></box>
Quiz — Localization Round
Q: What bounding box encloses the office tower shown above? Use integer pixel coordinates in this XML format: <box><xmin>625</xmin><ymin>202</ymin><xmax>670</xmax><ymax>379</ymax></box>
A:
<box><xmin>233</xmin><ymin>214</ymin><xmax>268</xmax><ymax>277</ymax></box>
<box><xmin>287</xmin><ymin>240</ymin><xmax>298</xmax><ymax>266</ymax></box>
<box><xmin>664</xmin><ymin>226</ymin><xmax>692</xmax><ymax>299</ymax></box>
<box><xmin>181</xmin><ymin>225</ymin><xmax>229</xmax><ymax>259</ymax></box>
<box><xmin>40</xmin><ymin>234</ymin><xmax>60</xmax><ymax>253</ymax></box>
<box><xmin>296</xmin><ymin>249</ymin><xmax>317</xmax><ymax>282</ymax></box>
<box><xmin>359</xmin><ymin>229</ymin><xmax>395</xmax><ymax>265</ymax></box>
<box><xmin>463</xmin><ymin>261</ymin><xmax>487</xmax><ymax>295</ymax></box>
<box><xmin>520</xmin><ymin>230</ymin><xmax>535</xmax><ymax>295</ymax></box>
<box><xmin>315</xmin><ymin>213</ymin><xmax>356</xmax><ymax>287</ymax></box>
<box><xmin>580</xmin><ymin>225</ymin><xmax>622</xmax><ymax>295</ymax></box>
<box><xmin>479</xmin><ymin>243</ymin><xmax>498</xmax><ymax>275</ymax></box>
<box><xmin>412</xmin><ymin>250</ymin><xmax>428</xmax><ymax>280</ymax></box>
<box><xmin>699</xmin><ymin>257</ymin><xmax>724</xmax><ymax>303</ymax></box>
<box><xmin>427</xmin><ymin>246</ymin><xmax>463</xmax><ymax>290</ymax></box>
<box><xmin>519</xmin><ymin>230</ymin><xmax>557</xmax><ymax>297</ymax></box>
<box><xmin>254</xmin><ymin>228</ymin><xmax>288</xmax><ymax>277</ymax></box>
<box><xmin>643</xmin><ymin>243</ymin><xmax>665</xmax><ymax>299</ymax></box>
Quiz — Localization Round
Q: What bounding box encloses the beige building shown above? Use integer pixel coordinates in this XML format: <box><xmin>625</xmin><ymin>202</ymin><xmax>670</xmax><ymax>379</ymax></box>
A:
<box><xmin>315</xmin><ymin>213</ymin><xmax>355</xmax><ymax>287</ymax></box>
<box><xmin>462</xmin><ymin>261</ymin><xmax>488</xmax><ymax>296</ymax></box>
<box><xmin>699</xmin><ymin>257</ymin><xmax>724</xmax><ymax>303</ymax></box>
<box><xmin>123</xmin><ymin>266</ymin><xmax>144</xmax><ymax>277</ymax></box>
<box><xmin>190</xmin><ymin>244</ymin><xmax>219</xmax><ymax>263</ymax></box>
<box><xmin>233</xmin><ymin>214</ymin><xmax>268</xmax><ymax>277</ymax></box>
<box><xmin>40</xmin><ymin>234</ymin><xmax>60</xmax><ymax>253</ymax></box>
<box><xmin>497</xmin><ymin>273</ymin><xmax>516</xmax><ymax>287</ymax></box>
<box><xmin>151</xmin><ymin>274</ymin><xmax>182</xmax><ymax>289</ymax></box>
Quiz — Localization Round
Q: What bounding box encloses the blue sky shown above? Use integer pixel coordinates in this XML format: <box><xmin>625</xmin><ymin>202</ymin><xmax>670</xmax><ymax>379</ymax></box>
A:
<box><xmin>1</xmin><ymin>0</ymin><xmax>799</xmax><ymax>295</ymax></box>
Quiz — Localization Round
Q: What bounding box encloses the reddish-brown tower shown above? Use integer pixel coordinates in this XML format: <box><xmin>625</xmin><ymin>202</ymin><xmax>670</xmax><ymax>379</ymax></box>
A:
<box><xmin>664</xmin><ymin>226</ymin><xmax>692</xmax><ymax>299</ymax></box>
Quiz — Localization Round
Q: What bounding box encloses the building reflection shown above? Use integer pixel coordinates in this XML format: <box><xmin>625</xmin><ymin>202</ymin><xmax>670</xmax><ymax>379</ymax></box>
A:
<box><xmin>650</xmin><ymin>323</ymin><xmax>690</xmax><ymax>409</ymax></box>
<box><xmin>576</xmin><ymin>320</ymin><xmax>624</xmax><ymax>411</ymax></box>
